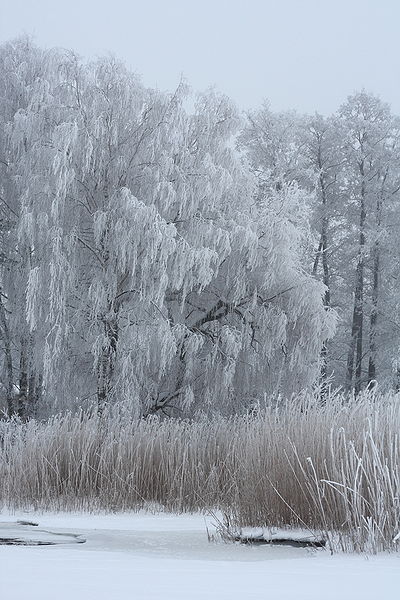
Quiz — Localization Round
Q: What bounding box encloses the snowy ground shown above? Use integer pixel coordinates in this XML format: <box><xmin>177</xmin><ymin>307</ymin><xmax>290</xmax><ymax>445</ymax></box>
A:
<box><xmin>0</xmin><ymin>511</ymin><xmax>399</xmax><ymax>599</ymax></box>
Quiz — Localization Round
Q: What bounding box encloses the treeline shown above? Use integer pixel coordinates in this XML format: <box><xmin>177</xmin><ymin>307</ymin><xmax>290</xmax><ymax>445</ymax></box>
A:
<box><xmin>242</xmin><ymin>97</ymin><xmax>400</xmax><ymax>396</ymax></box>
<box><xmin>0</xmin><ymin>37</ymin><xmax>399</xmax><ymax>417</ymax></box>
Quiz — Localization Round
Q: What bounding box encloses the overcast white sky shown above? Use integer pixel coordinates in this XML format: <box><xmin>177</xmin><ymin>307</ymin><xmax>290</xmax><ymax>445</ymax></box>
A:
<box><xmin>0</xmin><ymin>0</ymin><xmax>399</xmax><ymax>114</ymax></box>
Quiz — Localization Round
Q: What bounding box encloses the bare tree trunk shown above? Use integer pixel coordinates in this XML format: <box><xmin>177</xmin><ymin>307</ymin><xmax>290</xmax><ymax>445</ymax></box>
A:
<box><xmin>312</xmin><ymin>153</ymin><xmax>331</xmax><ymax>397</ymax></box>
<box><xmin>312</xmin><ymin>236</ymin><xmax>323</xmax><ymax>277</ymax></box>
<box><xmin>97</xmin><ymin>313</ymin><xmax>118</xmax><ymax>407</ymax></box>
<box><xmin>18</xmin><ymin>341</ymin><xmax>28</xmax><ymax>418</ymax></box>
<box><xmin>346</xmin><ymin>164</ymin><xmax>366</xmax><ymax>394</ymax></box>
<box><xmin>26</xmin><ymin>372</ymin><xmax>42</xmax><ymax>418</ymax></box>
<box><xmin>319</xmin><ymin>202</ymin><xmax>331</xmax><ymax>396</ymax></box>
<box><xmin>0</xmin><ymin>292</ymin><xmax>14</xmax><ymax>416</ymax></box>
<box><xmin>368</xmin><ymin>242</ymin><xmax>379</xmax><ymax>385</ymax></box>
<box><xmin>96</xmin><ymin>235</ymin><xmax>118</xmax><ymax>408</ymax></box>
<box><xmin>368</xmin><ymin>170</ymin><xmax>386</xmax><ymax>386</ymax></box>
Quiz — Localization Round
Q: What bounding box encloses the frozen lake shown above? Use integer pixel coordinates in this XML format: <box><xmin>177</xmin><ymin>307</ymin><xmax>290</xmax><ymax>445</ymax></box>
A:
<box><xmin>0</xmin><ymin>512</ymin><xmax>399</xmax><ymax>599</ymax></box>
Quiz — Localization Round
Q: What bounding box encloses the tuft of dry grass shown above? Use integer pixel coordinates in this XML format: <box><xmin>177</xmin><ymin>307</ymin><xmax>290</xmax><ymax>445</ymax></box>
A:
<box><xmin>0</xmin><ymin>390</ymin><xmax>399</xmax><ymax>552</ymax></box>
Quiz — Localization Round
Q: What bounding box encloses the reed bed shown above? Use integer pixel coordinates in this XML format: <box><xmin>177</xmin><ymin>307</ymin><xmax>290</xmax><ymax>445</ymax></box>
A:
<box><xmin>0</xmin><ymin>390</ymin><xmax>399</xmax><ymax>552</ymax></box>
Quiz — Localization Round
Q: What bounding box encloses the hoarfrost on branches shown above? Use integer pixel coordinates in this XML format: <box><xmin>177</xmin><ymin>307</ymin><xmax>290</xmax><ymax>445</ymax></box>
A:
<box><xmin>0</xmin><ymin>38</ymin><xmax>335</xmax><ymax>417</ymax></box>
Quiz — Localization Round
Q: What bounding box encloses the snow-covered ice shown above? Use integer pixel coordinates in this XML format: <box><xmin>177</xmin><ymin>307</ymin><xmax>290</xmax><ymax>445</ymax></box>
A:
<box><xmin>0</xmin><ymin>511</ymin><xmax>399</xmax><ymax>599</ymax></box>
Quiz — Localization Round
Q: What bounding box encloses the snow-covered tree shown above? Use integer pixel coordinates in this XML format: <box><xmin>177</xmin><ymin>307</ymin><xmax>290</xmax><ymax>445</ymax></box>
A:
<box><xmin>239</xmin><ymin>93</ymin><xmax>400</xmax><ymax>395</ymax></box>
<box><xmin>336</xmin><ymin>92</ymin><xmax>400</xmax><ymax>392</ymax></box>
<box><xmin>0</xmin><ymin>38</ymin><xmax>335</xmax><ymax>417</ymax></box>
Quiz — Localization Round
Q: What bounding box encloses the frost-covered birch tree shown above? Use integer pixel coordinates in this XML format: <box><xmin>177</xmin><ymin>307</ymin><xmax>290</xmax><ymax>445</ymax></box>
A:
<box><xmin>0</xmin><ymin>38</ymin><xmax>335</xmax><ymax>417</ymax></box>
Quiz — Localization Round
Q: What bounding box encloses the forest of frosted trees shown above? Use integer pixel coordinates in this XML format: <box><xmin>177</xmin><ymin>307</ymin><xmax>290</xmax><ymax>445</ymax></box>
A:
<box><xmin>1</xmin><ymin>37</ymin><xmax>400</xmax><ymax>419</ymax></box>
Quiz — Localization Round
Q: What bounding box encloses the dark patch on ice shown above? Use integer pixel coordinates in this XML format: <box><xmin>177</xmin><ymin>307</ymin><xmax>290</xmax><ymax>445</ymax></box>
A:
<box><xmin>235</xmin><ymin>536</ymin><xmax>326</xmax><ymax>548</ymax></box>
<box><xmin>0</xmin><ymin>537</ymin><xmax>56</xmax><ymax>546</ymax></box>
<box><xmin>0</xmin><ymin>522</ymin><xmax>86</xmax><ymax>546</ymax></box>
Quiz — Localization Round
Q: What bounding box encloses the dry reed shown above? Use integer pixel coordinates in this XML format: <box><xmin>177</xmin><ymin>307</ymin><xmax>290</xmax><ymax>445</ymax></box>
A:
<box><xmin>0</xmin><ymin>390</ymin><xmax>399</xmax><ymax>552</ymax></box>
